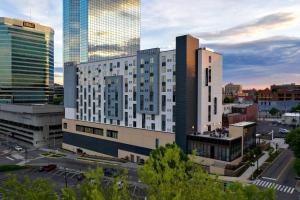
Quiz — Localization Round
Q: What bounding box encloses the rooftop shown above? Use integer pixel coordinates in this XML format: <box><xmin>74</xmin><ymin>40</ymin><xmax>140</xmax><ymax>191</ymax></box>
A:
<box><xmin>230</xmin><ymin>121</ymin><xmax>256</xmax><ymax>127</ymax></box>
<box><xmin>283</xmin><ymin>113</ymin><xmax>300</xmax><ymax>117</ymax></box>
<box><xmin>0</xmin><ymin>104</ymin><xmax>64</xmax><ymax>114</ymax></box>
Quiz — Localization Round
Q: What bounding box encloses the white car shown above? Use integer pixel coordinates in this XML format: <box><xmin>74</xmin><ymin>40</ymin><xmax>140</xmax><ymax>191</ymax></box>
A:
<box><xmin>279</xmin><ymin>128</ymin><xmax>290</xmax><ymax>134</ymax></box>
<box><xmin>14</xmin><ymin>145</ymin><xmax>23</xmax><ymax>151</ymax></box>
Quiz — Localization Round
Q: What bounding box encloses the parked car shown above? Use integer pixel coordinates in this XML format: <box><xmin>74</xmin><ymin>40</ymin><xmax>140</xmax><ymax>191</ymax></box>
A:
<box><xmin>279</xmin><ymin>128</ymin><xmax>290</xmax><ymax>134</ymax></box>
<box><xmin>104</xmin><ymin>168</ymin><xmax>117</xmax><ymax>177</ymax></box>
<box><xmin>39</xmin><ymin>164</ymin><xmax>57</xmax><ymax>172</ymax></box>
<box><xmin>14</xmin><ymin>145</ymin><xmax>23</xmax><ymax>151</ymax></box>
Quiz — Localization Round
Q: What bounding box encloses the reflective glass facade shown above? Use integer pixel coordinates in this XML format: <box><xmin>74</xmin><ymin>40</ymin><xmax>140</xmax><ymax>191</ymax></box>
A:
<box><xmin>64</xmin><ymin>0</ymin><xmax>140</xmax><ymax>64</ymax></box>
<box><xmin>81</xmin><ymin>0</ymin><xmax>140</xmax><ymax>62</ymax></box>
<box><xmin>64</xmin><ymin>0</ymin><xmax>81</xmax><ymax>67</ymax></box>
<box><xmin>0</xmin><ymin>17</ymin><xmax>54</xmax><ymax>104</ymax></box>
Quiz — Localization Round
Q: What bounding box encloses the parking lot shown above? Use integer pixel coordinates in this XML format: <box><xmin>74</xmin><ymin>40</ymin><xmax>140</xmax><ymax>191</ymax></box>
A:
<box><xmin>0</xmin><ymin>165</ymin><xmax>147</xmax><ymax>199</ymax></box>
<box><xmin>256</xmin><ymin>120</ymin><xmax>294</xmax><ymax>138</ymax></box>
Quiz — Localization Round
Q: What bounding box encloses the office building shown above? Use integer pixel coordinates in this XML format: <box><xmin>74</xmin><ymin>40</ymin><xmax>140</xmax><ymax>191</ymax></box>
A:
<box><xmin>0</xmin><ymin>17</ymin><xmax>54</xmax><ymax>104</ymax></box>
<box><xmin>63</xmin><ymin>35</ymin><xmax>224</xmax><ymax>162</ymax></box>
<box><xmin>63</xmin><ymin>0</ymin><xmax>141</xmax><ymax>119</ymax></box>
<box><xmin>0</xmin><ymin>104</ymin><xmax>64</xmax><ymax>148</ymax></box>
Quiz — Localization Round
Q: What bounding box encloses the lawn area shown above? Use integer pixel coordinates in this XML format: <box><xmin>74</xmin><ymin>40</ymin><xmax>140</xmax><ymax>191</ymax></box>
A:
<box><xmin>0</xmin><ymin>165</ymin><xmax>27</xmax><ymax>172</ymax></box>
<box><xmin>41</xmin><ymin>152</ymin><xmax>66</xmax><ymax>158</ymax></box>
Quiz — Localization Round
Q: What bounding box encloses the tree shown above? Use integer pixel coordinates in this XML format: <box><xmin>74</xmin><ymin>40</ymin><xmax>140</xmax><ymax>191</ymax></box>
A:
<box><xmin>0</xmin><ymin>175</ymin><xmax>59</xmax><ymax>200</ymax></box>
<box><xmin>285</xmin><ymin>128</ymin><xmax>300</xmax><ymax>158</ymax></box>
<box><xmin>53</xmin><ymin>96</ymin><xmax>64</xmax><ymax>105</ymax></box>
<box><xmin>269</xmin><ymin>107</ymin><xmax>279</xmax><ymax>116</ymax></box>
<box><xmin>224</xmin><ymin>97</ymin><xmax>234</xmax><ymax>104</ymax></box>
<box><xmin>61</xmin><ymin>167</ymin><xmax>132</xmax><ymax>200</ymax></box>
<box><xmin>286</xmin><ymin>128</ymin><xmax>300</xmax><ymax>176</ymax></box>
<box><xmin>138</xmin><ymin>144</ymin><xmax>274</xmax><ymax>200</ymax></box>
<box><xmin>291</xmin><ymin>103</ymin><xmax>300</xmax><ymax>113</ymax></box>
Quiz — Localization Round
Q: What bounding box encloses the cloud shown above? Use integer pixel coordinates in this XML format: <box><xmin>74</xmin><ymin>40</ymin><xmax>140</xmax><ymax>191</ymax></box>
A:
<box><xmin>197</xmin><ymin>12</ymin><xmax>297</xmax><ymax>41</ymax></box>
<box><xmin>207</xmin><ymin>36</ymin><xmax>300</xmax><ymax>88</ymax></box>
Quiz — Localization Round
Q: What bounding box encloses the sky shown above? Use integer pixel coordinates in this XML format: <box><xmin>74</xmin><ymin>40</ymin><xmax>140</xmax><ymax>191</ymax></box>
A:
<box><xmin>0</xmin><ymin>0</ymin><xmax>300</xmax><ymax>89</ymax></box>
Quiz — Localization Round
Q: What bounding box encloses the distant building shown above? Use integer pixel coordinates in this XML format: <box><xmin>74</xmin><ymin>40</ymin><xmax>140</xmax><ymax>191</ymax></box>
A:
<box><xmin>54</xmin><ymin>84</ymin><xmax>64</xmax><ymax>97</ymax></box>
<box><xmin>224</xmin><ymin>83</ymin><xmax>242</xmax><ymax>97</ymax></box>
<box><xmin>0</xmin><ymin>104</ymin><xmax>64</xmax><ymax>147</ymax></box>
<box><xmin>257</xmin><ymin>83</ymin><xmax>300</xmax><ymax>114</ymax></box>
<box><xmin>281</xmin><ymin>113</ymin><xmax>300</xmax><ymax>127</ymax></box>
<box><xmin>222</xmin><ymin>104</ymin><xmax>257</xmax><ymax>127</ymax></box>
<box><xmin>0</xmin><ymin>17</ymin><xmax>54</xmax><ymax>104</ymax></box>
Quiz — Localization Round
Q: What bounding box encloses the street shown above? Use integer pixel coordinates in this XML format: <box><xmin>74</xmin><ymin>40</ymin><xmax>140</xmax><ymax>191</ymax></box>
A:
<box><xmin>252</xmin><ymin>149</ymin><xmax>299</xmax><ymax>200</ymax></box>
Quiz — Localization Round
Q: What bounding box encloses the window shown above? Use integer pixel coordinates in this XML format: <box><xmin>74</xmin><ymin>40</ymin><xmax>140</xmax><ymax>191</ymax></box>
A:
<box><xmin>125</xmin><ymin>112</ymin><xmax>128</xmax><ymax>126</ymax></box>
<box><xmin>107</xmin><ymin>130</ymin><xmax>118</xmax><ymax>139</ymax></box>
<box><xmin>151</xmin><ymin>123</ymin><xmax>155</xmax><ymax>130</ymax></box>
<box><xmin>214</xmin><ymin>97</ymin><xmax>217</xmax><ymax>115</ymax></box>
<box><xmin>63</xmin><ymin>123</ymin><xmax>67</xmax><ymax>129</ymax></box>
<box><xmin>162</xmin><ymin>95</ymin><xmax>166</xmax><ymax>111</ymax></box>
<box><xmin>94</xmin><ymin>128</ymin><xmax>104</xmax><ymax>136</ymax></box>
<box><xmin>150</xmin><ymin>57</ymin><xmax>154</xmax><ymax>63</ymax></box>
<box><xmin>205</xmin><ymin>68</ymin><xmax>208</xmax><ymax>86</ymax></box>
<box><xmin>208</xmin><ymin>86</ymin><xmax>211</xmax><ymax>102</ymax></box>
<box><xmin>151</xmin><ymin>114</ymin><xmax>155</xmax><ymax>120</ymax></box>
<box><xmin>162</xmin><ymin>115</ymin><xmax>166</xmax><ymax>131</ymax></box>
<box><xmin>209</xmin><ymin>69</ymin><xmax>212</xmax><ymax>83</ymax></box>
<box><xmin>209</xmin><ymin>56</ymin><xmax>212</xmax><ymax>63</ymax></box>
<box><xmin>133</xmin><ymin>121</ymin><xmax>136</xmax><ymax>127</ymax></box>
<box><xmin>155</xmin><ymin>138</ymin><xmax>159</xmax><ymax>149</ymax></box>
<box><xmin>142</xmin><ymin>114</ymin><xmax>146</xmax><ymax>128</ymax></box>
<box><xmin>125</xmin><ymin>95</ymin><xmax>128</xmax><ymax>109</ymax></box>
<box><xmin>208</xmin><ymin>105</ymin><xmax>211</xmax><ymax>122</ymax></box>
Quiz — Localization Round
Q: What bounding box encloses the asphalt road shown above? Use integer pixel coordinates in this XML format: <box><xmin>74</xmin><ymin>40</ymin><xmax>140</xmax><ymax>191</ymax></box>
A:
<box><xmin>259</xmin><ymin>149</ymin><xmax>299</xmax><ymax>200</ymax></box>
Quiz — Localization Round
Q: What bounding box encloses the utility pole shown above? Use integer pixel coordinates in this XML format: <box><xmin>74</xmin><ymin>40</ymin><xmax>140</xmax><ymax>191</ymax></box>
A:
<box><xmin>64</xmin><ymin>168</ymin><xmax>68</xmax><ymax>188</ymax></box>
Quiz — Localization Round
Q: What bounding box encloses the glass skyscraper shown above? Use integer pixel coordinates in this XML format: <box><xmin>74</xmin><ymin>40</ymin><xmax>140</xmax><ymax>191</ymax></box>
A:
<box><xmin>0</xmin><ymin>17</ymin><xmax>54</xmax><ymax>104</ymax></box>
<box><xmin>64</xmin><ymin>0</ymin><xmax>140</xmax><ymax>65</ymax></box>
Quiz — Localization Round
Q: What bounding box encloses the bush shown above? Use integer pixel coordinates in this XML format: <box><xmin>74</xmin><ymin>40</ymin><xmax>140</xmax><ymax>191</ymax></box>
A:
<box><xmin>294</xmin><ymin>158</ymin><xmax>300</xmax><ymax>177</ymax></box>
<box><xmin>0</xmin><ymin>165</ymin><xmax>27</xmax><ymax>172</ymax></box>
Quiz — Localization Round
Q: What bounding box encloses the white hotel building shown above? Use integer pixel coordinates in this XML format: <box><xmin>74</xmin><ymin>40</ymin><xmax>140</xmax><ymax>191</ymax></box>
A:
<box><xmin>62</xmin><ymin>35</ymin><xmax>255</xmax><ymax>171</ymax></box>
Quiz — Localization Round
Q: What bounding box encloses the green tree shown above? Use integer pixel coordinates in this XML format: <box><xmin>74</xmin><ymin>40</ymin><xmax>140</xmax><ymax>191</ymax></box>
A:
<box><xmin>285</xmin><ymin>128</ymin><xmax>300</xmax><ymax>158</ymax></box>
<box><xmin>0</xmin><ymin>175</ymin><xmax>59</xmax><ymax>200</ymax></box>
<box><xmin>53</xmin><ymin>96</ymin><xmax>64</xmax><ymax>105</ymax></box>
<box><xmin>294</xmin><ymin>158</ymin><xmax>300</xmax><ymax>176</ymax></box>
<box><xmin>138</xmin><ymin>144</ymin><xmax>274</xmax><ymax>200</ymax></box>
<box><xmin>286</xmin><ymin>128</ymin><xmax>300</xmax><ymax>176</ymax></box>
<box><xmin>224</xmin><ymin>96</ymin><xmax>235</xmax><ymax>103</ymax></box>
<box><xmin>269</xmin><ymin>107</ymin><xmax>279</xmax><ymax>116</ymax></box>
<box><xmin>291</xmin><ymin>103</ymin><xmax>300</xmax><ymax>113</ymax></box>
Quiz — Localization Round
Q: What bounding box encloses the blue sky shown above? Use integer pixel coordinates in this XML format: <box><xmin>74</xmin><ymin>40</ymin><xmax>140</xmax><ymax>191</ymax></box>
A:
<box><xmin>1</xmin><ymin>0</ymin><xmax>300</xmax><ymax>88</ymax></box>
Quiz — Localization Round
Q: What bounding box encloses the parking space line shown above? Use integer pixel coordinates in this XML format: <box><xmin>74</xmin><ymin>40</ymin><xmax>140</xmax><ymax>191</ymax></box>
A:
<box><xmin>5</xmin><ymin>156</ymin><xmax>14</xmax><ymax>161</ymax></box>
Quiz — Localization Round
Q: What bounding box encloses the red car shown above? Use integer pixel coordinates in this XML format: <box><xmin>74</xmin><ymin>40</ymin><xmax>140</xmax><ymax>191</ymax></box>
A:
<box><xmin>39</xmin><ymin>164</ymin><xmax>57</xmax><ymax>172</ymax></box>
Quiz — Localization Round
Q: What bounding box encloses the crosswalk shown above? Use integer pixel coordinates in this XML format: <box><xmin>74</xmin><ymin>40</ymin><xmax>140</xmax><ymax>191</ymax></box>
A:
<box><xmin>253</xmin><ymin>179</ymin><xmax>295</xmax><ymax>194</ymax></box>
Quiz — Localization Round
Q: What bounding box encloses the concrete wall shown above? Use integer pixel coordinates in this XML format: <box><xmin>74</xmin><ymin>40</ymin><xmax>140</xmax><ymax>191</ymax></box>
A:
<box><xmin>62</xmin><ymin>118</ymin><xmax>175</xmax><ymax>159</ymax></box>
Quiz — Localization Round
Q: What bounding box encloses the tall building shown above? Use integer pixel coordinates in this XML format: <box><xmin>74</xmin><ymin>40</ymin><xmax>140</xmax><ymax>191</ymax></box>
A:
<box><xmin>63</xmin><ymin>0</ymin><xmax>141</xmax><ymax>119</ymax></box>
<box><xmin>0</xmin><ymin>17</ymin><xmax>54</xmax><ymax>104</ymax></box>
<box><xmin>63</xmin><ymin>35</ymin><xmax>224</xmax><ymax>161</ymax></box>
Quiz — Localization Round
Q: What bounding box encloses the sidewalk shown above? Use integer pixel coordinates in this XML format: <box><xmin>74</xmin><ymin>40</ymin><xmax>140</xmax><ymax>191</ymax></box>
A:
<box><xmin>218</xmin><ymin>151</ymin><xmax>270</xmax><ymax>183</ymax></box>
